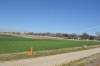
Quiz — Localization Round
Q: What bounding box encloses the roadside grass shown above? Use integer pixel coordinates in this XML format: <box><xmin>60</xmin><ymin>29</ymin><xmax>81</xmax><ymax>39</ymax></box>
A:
<box><xmin>0</xmin><ymin>45</ymin><xmax>100</xmax><ymax>62</ymax></box>
<box><xmin>0</xmin><ymin>34</ymin><xmax>100</xmax><ymax>54</ymax></box>
<box><xmin>60</xmin><ymin>53</ymin><xmax>100</xmax><ymax>66</ymax></box>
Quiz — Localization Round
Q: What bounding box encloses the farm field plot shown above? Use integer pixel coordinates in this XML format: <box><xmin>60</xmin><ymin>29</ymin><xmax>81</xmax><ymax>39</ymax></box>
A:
<box><xmin>0</xmin><ymin>35</ymin><xmax>100</xmax><ymax>54</ymax></box>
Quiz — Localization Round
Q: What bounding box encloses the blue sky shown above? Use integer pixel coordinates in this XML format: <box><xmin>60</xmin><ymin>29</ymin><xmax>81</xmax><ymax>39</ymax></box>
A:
<box><xmin>0</xmin><ymin>0</ymin><xmax>100</xmax><ymax>35</ymax></box>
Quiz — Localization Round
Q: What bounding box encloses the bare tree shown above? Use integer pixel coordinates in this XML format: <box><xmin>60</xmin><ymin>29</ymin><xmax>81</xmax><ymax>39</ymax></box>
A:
<box><xmin>96</xmin><ymin>32</ymin><xmax>100</xmax><ymax>41</ymax></box>
<box><xmin>71</xmin><ymin>33</ymin><xmax>78</xmax><ymax>39</ymax></box>
<box><xmin>80</xmin><ymin>33</ymin><xmax>89</xmax><ymax>40</ymax></box>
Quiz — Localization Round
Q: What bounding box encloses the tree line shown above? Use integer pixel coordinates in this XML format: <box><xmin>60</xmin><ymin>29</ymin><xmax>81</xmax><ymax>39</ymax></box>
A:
<box><xmin>8</xmin><ymin>32</ymin><xmax>100</xmax><ymax>41</ymax></box>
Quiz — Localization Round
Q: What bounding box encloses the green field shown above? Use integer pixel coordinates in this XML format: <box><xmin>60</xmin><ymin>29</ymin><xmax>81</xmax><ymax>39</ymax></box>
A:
<box><xmin>0</xmin><ymin>35</ymin><xmax>100</xmax><ymax>54</ymax></box>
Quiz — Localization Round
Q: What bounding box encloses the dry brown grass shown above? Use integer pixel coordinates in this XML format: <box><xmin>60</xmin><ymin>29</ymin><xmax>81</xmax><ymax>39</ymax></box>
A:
<box><xmin>0</xmin><ymin>45</ymin><xmax>100</xmax><ymax>62</ymax></box>
<box><xmin>61</xmin><ymin>53</ymin><xmax>100</xmax><ymax>66</ymax></box>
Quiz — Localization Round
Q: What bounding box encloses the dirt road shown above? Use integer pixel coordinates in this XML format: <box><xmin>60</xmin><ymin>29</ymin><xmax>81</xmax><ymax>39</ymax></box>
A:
<box><xmin>0</xmin><ymin>48</ymin><xmax>100</xmax><ymax>66</ymax></box>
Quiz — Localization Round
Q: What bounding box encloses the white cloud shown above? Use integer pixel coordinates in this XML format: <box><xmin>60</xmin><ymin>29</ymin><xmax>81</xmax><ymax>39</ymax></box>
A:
<box><xmin>0</xmin><ymin>26</ymin><xmax>28</xmax><ymax>32</ymax></box>
<box><xmin>86</xmin><ymin>25</ymin><xmax>100</xmax><ymax>31</ymax></box>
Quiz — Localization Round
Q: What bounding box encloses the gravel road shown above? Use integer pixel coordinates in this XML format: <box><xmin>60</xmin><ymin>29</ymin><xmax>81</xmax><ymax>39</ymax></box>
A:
<box><xmin>0</xmin><ymin>48</ymin><xmax>100</xmax><ymax>66</ymax></box>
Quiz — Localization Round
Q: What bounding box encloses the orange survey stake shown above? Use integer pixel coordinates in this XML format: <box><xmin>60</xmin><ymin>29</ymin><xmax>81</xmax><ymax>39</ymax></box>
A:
<box><xmin>31</xmin><ymin>48</ymin><xmax>33</xmax><ymax>56</ymax></box>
